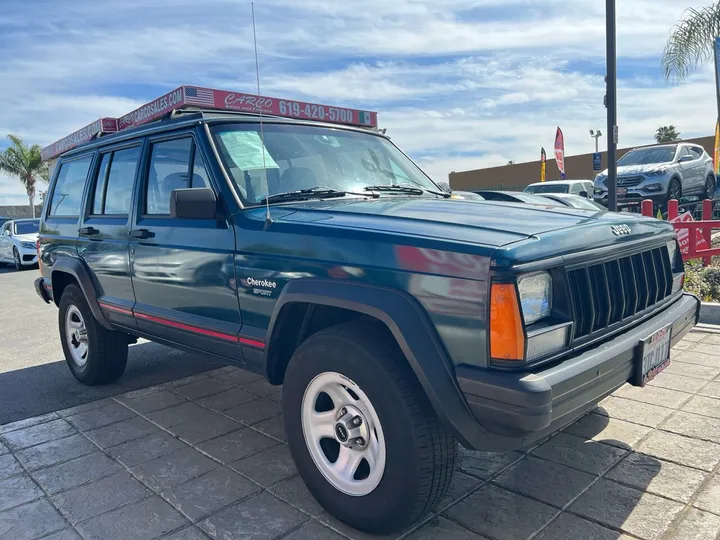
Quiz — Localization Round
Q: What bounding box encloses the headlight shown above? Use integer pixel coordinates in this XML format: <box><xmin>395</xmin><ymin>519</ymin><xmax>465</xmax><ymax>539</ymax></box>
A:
<box><xmin>20</xmin><ymin>242</ymin><xmax>36</xmax><ymax>249</ymax></box>
<box><xmin>517</xmin><ymin>272</ymin><xmax>552</xmax><ymax>325</ymax></box>
<box><xmin>646</xmin><ymin>169</ymin><xmax>667</xmax><ymax>177</ymax></box>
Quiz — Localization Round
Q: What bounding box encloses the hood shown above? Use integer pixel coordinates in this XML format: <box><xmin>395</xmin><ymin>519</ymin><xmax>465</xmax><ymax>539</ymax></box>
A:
<box><xmin>597</xmin><ymin>162</ymin><xmax>673</xmax><ymax>178</ymax></box>
<box><xmin>264</xmin><ymin>196</ymin><xmax>669</xmax><ymax>251</ymax></box>
<box><xmin>14</xmin><ymin>233</ymin><xmax>38</xmax><ymax>243</ymax></box>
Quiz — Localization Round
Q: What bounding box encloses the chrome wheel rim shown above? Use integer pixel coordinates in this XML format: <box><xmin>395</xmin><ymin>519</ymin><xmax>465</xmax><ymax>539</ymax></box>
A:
<box><xmin>707</xmin><ymin>178</ymin><xmax>715</xmax><ymax>195</ymax></box>
<box><xmin>13</xmin><ymin>251</ymin><xmax>20</xmax><ymax>269</ymax></box>
<box><xmin>65</xmin><ymin>305</ymin><xmax>89</xmax><ymax>367</ymax></box>
<box><xmin>669</xmin><ymin>182</ymin><xmax>680</xmax><ymax>200</ymax></box>
<box><xmin>301</xmin><ymin>371</ymin><xmax>386</xmax><ymax>496</ymax></box>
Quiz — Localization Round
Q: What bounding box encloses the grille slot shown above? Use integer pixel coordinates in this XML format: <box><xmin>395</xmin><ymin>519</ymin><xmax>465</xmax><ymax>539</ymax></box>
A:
<box><xmin>568</xmin><ymin>246</ymin><xmax>673</xmax><ymax>340</ymax></box>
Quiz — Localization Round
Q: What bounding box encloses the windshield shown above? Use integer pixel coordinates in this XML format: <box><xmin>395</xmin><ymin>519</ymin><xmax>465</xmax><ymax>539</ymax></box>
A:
<box><xmin>14</xmin><ymin>220</ymin><xmax>39</xmax><ymax>235</ymax></box>
<box><xmin>618</xmin><ymin>146</ymin><xmax>677</xmax><ymax>166</ymax></box>
<box><xmin>524</xmin><ymin>184</ymin><xmax>569</xmax><ymax>194</ymax></box>
<box><xmin>211</xmin><ymin>123</ymin><xmax>440</xmax><ymax>205</ymax></box>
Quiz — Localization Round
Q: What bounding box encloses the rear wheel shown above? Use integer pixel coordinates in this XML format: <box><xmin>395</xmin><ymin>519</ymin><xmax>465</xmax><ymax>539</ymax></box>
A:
<box><xmin>282</xmin><ymin>321</ymin><xmax>457</xmax><ymax>535</ymax></box>
<box><xmin>59</xmin><ymin>285</ymin><xmax>128</xmax><ymax>385</ymax></box>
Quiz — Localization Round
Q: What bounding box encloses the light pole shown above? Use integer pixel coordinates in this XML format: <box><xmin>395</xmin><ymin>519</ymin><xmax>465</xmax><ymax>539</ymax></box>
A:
<box><xmin>606</xmin><ymin>0</ymin><xmax>618</xmax><ymax>212</ymax></box>
<box><xmin>590</xmin><ymin>129</ymin><xmax>602</xmax><ymax>153</ymax></box>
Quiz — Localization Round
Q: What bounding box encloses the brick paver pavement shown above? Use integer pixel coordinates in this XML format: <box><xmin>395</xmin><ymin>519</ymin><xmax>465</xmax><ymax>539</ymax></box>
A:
<box><xmin>2</xmin><ymin>326</ymin><xmax>720</xmax><ymax>540</ymax></box>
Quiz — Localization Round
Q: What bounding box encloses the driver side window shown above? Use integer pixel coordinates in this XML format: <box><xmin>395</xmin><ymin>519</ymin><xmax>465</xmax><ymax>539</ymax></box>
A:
<box><xmin>0</xmin><ymin>223</ymin><xmax>9</xmax><ymax>236</ymax></box>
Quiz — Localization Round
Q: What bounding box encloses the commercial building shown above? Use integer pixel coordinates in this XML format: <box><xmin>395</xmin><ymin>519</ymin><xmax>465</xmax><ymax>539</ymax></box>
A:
<box><xmin>448</xmin><ymin>135</ymin><xmax>714</xmax><ymax>192</ymax></box>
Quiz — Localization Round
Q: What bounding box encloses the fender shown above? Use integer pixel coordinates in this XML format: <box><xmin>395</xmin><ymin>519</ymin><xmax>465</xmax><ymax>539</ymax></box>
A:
<box><xmin>264</xmin><ymin>278</ymin><xmax>490</xmax><ymax>449</ymax></box>
<box><xmin>51</xmin><ymin>256</ymin><xmax>113</xmax><ymax>330</ymax></box>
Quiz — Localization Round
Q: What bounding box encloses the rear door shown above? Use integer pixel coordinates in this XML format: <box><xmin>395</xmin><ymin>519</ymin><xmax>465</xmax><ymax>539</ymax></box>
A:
<box><xmin>43</xmin><ymin>153</ymin><xmax>95</xmax><ymax>269</ymax></box>
<box><xmin>129</xmin><ymin>130</ymin><xmax>241</xmax><ymax>359</ymax></box>
<box><xmin>78</xmin><ymin>141</ymin><xmax>143</xmax><ymax>328</ymax></box>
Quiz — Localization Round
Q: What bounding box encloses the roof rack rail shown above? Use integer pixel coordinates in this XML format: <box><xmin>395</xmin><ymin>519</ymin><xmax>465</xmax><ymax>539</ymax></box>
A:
<box><xmin>42</xmin><ymin>85</ymin><xmax>378</xmax><ymax>161</ymax></box>
<box><xmin>41</xmin><ymin>118</ymin><xmax>117</xmax><ymax>161</ymax></box>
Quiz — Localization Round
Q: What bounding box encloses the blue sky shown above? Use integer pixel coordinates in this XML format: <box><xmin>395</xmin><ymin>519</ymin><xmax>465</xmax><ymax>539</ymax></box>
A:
<box><xmin>0</xmin><ymin>0</ymin><xmax>717</xmax><ymax>204</ymax></box>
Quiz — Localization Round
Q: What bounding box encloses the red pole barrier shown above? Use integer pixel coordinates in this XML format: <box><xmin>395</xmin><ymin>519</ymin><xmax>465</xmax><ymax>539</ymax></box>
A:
<box><xmin>668</xmin><ymin>199</ymin><xmax>679</xmax><ymax>221</ymax></box>
<box><xmin>641</xmin><ymin>199</ymin><xmax>653</xmax><ymax>217</ymax></box>
<box><xmin>703</xmin><ymin>199</ymin><xmax>713</xmax><ymax>266</ymax></box>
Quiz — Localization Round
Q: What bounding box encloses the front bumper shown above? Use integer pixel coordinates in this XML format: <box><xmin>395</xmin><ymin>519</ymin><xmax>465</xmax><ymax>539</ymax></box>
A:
<box><xmin>455</xmin><ymin>293</ymin><xmax>700</xmax><ymax>451</ymax></box>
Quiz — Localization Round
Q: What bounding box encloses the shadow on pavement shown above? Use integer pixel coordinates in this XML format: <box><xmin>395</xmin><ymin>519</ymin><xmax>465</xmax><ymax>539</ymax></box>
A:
<box><xmin>0</xmin><ymin>341</ymin><xmax>226</xmax><ymax>425</ymax></box>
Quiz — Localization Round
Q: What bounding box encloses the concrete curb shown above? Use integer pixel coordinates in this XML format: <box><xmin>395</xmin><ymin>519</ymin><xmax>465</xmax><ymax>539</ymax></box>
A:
<box><xmin>699</xmin><ymin>302</ymin><xmax>720</xmax><ymax>326</ymax></box>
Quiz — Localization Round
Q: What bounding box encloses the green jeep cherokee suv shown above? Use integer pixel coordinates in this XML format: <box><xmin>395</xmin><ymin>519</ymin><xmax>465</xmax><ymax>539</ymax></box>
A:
<box><xmin>34</xmin><ymin>88</ymin><xmax>700</xmax><ymax>535</ymax></box>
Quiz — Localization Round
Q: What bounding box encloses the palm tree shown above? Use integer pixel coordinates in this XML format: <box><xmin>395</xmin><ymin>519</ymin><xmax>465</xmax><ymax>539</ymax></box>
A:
<box><xmin>0</xmin><ymin>135</ymin><xmax>49</xmax><ymax>218</ymax></box>
<box><xmin>662</xmin><ymin>3</ymin><xmax>720</xmax><ymax>82</ymax></box>
<box><xmin>655</xmin><ymin>126</ymin><xmax>681</xmax><ymax>143</ymax></box>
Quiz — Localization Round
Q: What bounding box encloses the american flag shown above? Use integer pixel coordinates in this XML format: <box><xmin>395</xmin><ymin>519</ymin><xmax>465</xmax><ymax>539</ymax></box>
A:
<box><xmin>184</xmin><ymin>86</ymin><xmax>215</xmax><ymax>107</ymax></box>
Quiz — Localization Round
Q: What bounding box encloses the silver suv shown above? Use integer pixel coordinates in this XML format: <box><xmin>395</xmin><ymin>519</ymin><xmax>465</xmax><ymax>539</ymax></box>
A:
<box><xmin>593</xmin><ymin>143</ymin><xmax>715</xmax><ymax>208</ymax></box>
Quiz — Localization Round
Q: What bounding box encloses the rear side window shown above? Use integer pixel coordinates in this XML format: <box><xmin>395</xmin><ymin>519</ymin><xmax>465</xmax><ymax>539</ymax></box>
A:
<box><xmin>91</xmin><ymin>147</ymin><xmax>141</xmax><ymax>215</ymax></box>
<box><xmin>49</xmin><ymin>155</ymin><xmax>93</xmax><ymax>216</ymax></box>
<box><xmin>689</xmin><ymin>147</ymin><xmax>704</xmax><ymax>159</ymax></box>
<box><xmin>145</xmin><ymin>138</ymin><xmax>210</xmax><ymax>215</ymax></box>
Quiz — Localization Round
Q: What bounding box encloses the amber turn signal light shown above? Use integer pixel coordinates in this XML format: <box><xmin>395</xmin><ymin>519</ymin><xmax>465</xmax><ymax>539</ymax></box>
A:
<box><xmin>490</xmin><ymin>283</ymin><xmax>525</xmax><ymax>361</ymax></box>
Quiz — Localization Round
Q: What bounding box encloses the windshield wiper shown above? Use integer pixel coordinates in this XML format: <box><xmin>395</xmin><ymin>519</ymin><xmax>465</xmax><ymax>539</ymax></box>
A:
<box><xmin>363</xmin><ymin>184</ymin><xmax>450</xmax><ymax>198</ymax></box>
<box><xmin>259</xmin><ymin>186</ymin><xmax>376</xmax><ymax>205</ymax></box>
<box><xmin>259</xmin><ymin>188</ymin><xmax>347</xmax><ymax>205</ymax></box>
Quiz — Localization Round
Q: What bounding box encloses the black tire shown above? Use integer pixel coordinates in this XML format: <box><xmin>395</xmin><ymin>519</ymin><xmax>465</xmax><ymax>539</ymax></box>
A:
<box><xmin>282</xmin><ymin>321</ymin><xmax>457</xmax><ymax>535</ymax></box>
<box><xmin>666</xmin><ymin>178</ymin><xmax>682</xmax><ymax>209</ymax></box>
<box><xmin>13</xmin><ymin>248</ymin><xmax>22</xmax><ymax>271</ymax></box>
<box><xmin>703</xmin><ymin>174</ymin><xmax>716</xmax><ymax>200</ymax></box>
<box><xmin>58</xmin><ymin>285</ymin><xmax>128</xmax><ymax>385</ymax></box>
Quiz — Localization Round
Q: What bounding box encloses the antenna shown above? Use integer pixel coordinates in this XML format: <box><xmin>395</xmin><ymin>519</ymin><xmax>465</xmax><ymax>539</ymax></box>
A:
<box><xmin>252</xmin><ymin>2</ymin><xmax>272</xmax><ymax>230</ymax></box>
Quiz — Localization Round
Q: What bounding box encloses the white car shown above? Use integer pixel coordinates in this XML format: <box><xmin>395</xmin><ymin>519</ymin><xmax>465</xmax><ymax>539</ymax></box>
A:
<box><xmin>523</xmin><ymin>179</ymin><xmax>594</xmax><ymax>199</ymax></box>
<box><xmin>0</xmin><ymin>219</ymin><xmax>40</xmax><ymax>270</ymax></box>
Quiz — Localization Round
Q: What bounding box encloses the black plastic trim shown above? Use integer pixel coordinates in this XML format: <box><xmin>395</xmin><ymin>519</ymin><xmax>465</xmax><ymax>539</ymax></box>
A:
<box><xmin>50</xmin><ymin>256</ymin><xmax>113</xmax><ymax>330</ymax></box>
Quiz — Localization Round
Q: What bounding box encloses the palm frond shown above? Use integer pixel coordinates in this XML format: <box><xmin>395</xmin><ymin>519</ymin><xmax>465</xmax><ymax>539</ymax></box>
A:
<box><xmin>0</xmin><ymin>134</ymin><xmax>50</xmax><ymax>195</ymax></box>
<box><xmin>662</xmin><ymin>2</ymin><xmax>720</xmax><ymax>82</ymax></box>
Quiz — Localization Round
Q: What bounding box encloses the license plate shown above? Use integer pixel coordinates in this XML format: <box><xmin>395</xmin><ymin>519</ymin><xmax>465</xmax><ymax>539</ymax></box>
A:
<box><xmin>634</xmin><ymin>326</ymin><xmax>671</xmax><ymax>387</ymax></box>
<box><xmin>617</xmin><ymin>187</ymin><xmax>628</xmax><ymax>196</ymax></box>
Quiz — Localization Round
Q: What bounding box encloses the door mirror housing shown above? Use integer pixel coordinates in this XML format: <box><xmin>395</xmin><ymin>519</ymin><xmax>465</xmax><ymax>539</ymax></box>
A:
<box><xmin>678</xmin><ymin>155</ymin><xmax>693</xmax><ymax>163</ymax></box>
<box><xmin>579</xmin><ymin>190</ymin><xmax>589</xmax><ymax>198</ymax></box>
<box><xmin>170</xmin><ymin>188</ymin><xmax>220</xmax><ymax>220</ymax></box>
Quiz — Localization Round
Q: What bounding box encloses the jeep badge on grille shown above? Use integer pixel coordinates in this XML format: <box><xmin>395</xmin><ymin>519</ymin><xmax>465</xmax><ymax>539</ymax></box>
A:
<box><xmin>610</xmin><ymin>224</ymin><xmax>631</xmax><ymax>236</ymax></box>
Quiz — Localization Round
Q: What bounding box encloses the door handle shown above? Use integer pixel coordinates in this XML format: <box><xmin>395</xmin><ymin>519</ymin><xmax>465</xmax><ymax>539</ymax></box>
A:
<box><xmin>130</xmin><ymin>229</ymin><xmax>154</xmax><ymax>239</ymax></box>
<box><xmin>78</xmin><ymin>226</ymin><xmax>99</xmax><ymax>236</ymax></box>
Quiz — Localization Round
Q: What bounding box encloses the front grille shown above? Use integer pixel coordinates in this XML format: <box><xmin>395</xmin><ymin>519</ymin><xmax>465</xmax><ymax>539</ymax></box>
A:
<box><xmin>567</xmin><ymin>246</ymin><xmax>673</xmax><ymax>340</ymax></box>
<box><xmin>604</xmin><ymin>175</ymin><xmax>644</xmax><ymax>188</ymax></box>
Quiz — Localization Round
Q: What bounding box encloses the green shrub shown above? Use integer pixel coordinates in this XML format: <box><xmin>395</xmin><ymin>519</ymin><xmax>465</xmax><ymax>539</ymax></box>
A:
<box><xmin>684</xmin><ymin>260</ymin><xmax>720</xmax><ymax>302</ymax></box>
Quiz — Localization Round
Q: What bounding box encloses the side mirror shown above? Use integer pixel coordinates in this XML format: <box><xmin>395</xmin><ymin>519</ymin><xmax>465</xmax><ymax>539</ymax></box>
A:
<box><xmin>678</xmin><ymin>155</ymin><xmax>693</xmax><ymax>163</ymax></box>
<box><xmin>436</xmin><ymin>181</ymin><xmax>452</xmax><ymax>194</ymax></box>
<box><xmin>170</xmin><ymin>188</ymin><xmax>220</xmax><ymax>220</ymax></box>
<box><xmin>579</xmin><ymin>190</ymin><xmax>589</xmax><ymax>198</ymax></box>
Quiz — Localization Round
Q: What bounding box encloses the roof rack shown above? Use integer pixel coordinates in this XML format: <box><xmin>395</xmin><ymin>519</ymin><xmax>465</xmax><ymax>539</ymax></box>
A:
<box><xmin>42</xmin><ymin>85</ymin><xmax>379</xmax><ymax>161</ymax></box>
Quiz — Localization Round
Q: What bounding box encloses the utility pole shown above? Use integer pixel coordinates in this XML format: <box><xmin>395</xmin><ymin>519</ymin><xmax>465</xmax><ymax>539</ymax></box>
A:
<box><xmin>606</xmin><ymin>0</ymin><xmax>618</xmax><ymax>212</ymax></box>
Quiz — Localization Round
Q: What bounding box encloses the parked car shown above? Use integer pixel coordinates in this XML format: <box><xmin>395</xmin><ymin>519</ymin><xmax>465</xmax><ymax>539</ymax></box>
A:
<box><xmin>593</xmin><ymin>143</ymin><xmax>715</xmax><ymax>209</ymax></box>
<box><xmin>449</xmin><ymin>190</ymin><xmax>484</xmax><ymax>200</ymax></box>
<box><xmin>524</xmin><ymin>179</ymin><xmax>594</xmax><ymax>198</ymax></box>
<box><xmin>34</xmin><ymin>88</ymin><xmax>699</xmax><ymax>535</ymax></box>
<box><xmin>0</xmin><ymin>218</ymin><xmax>40</xmax><ymax>270</ymax></box>
<box><xmin>473</xmin><ymin>190</ymin><xmax>562</xmax><ymax>205</ymax></box>
<box><xmin>537</xmin><ymin>193</ymin><xmax>608</xmax><ymax>212</ymax></box>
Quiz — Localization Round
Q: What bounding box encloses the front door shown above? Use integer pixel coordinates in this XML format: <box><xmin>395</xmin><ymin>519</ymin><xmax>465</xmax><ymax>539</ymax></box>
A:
<box><xmin>78</xmin><ymin>142</ymin><xmax>142</xmax><ymax>328</ymax></box>
<box><xmin>0</xmin><ymin>222</ymin><xmax>11</xmax><ymax>261</ymax></box>
<box><xmin>129</xmin><ymin>131</ymin><xmax>241</xmax><ymax>360</ymax></box>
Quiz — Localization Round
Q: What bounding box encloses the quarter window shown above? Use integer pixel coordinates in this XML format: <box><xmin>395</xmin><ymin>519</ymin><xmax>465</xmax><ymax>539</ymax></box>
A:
<box><xmin>689</xmin><ymin>147</ymin><xmax>704</xmax><ymax>159</ymax></box>
<box><xmin>91</xmin><ymin>147</ymin><xmax>140</xmax><ymax>215</ymax></box>
<box><xmin>49</xmin><ymin>155</ymin><xmax>93</xmax><ymax>216</ymax></box>
<box><xmin>145</xmin><ymin>138</ymin><xmax>211</xmax><ymax>215</ymax></box>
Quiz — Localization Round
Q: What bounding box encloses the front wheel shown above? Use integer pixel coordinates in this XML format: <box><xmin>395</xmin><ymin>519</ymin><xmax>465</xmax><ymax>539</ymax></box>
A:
<box><xmin>282</xmin><ymin>321</ymin><xmax>457</xmax><ymax>535</ymax></box>
<box><xmin>703</xmin><ymin>175</ymin><xmax>716</xmax><ymax>200</ymax></box>
<box><xmin>666</xmin><ymin>178</ymin><xmax>682</xmax><ymax>209</ymax></box>
<box><xmin>59</xmin><ymin>285</ymin><xmax>128</xmax><ymax>385</ymax></box>
<box><xmin>13</xmin><ymin>248</ymin><xmax>22</xmax><ymax>271</ymax></box>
